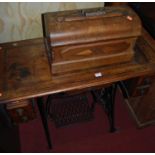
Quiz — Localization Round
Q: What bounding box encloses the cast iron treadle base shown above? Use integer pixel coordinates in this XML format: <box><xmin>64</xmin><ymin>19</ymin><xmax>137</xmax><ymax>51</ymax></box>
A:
<box><xmin>91</xmin><ymin>84</ymin><xmax>117</xmax><ymax>132</ymax></box>
<box><xmin>47</xmin><ymin>93</ymin><xmax>94</xmax><ymax>128</ymax></box>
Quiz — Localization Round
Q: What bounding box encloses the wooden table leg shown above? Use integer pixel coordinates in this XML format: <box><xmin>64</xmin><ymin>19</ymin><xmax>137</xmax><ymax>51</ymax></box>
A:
<box><xmin>37</xmin><ymin>97</ymin><xmax>52</xmax><ymax>149</ymax></box>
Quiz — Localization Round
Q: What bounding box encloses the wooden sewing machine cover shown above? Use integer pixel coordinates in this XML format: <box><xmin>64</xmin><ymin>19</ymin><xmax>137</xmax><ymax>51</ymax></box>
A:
<box><xmin>42</xmin><ymin>6</ymin><xmax>141</xmax><ymax>75</ymax></box>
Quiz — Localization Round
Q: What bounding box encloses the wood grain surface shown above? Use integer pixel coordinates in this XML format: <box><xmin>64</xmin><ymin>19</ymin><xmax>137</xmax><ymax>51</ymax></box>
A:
<box><xmin>42</xmin><ymin>6</ymin><xmax>141</xmax><ymax>75</ymax></box>
<box><xmin>0</xmin><ymin>29</ymin><xmax>155</xmax><ymax>104</ymax></box>
<box><xmin>0</xmin><ymin>2</ymin><xmax>104</xmax><ymax>43</ymax></box>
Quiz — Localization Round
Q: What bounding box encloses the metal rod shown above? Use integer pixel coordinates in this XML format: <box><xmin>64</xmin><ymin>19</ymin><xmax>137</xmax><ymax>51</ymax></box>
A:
<box><xmin>37</xmin><ymin>97</ymin><xmax>52</xmax><ymax>149</ymax></box>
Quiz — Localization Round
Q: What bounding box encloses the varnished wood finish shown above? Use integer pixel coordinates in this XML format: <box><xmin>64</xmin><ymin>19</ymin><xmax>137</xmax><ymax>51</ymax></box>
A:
<box><xmin>42</xmin><ymin>6</ymin><xmax>142</xmax><ymax>75</ymax></box>
<box><xmin>0</xmin><ymin>29</ymin><xmax>155</xmax><ymax>104</ymax></box>
<box><xmin>43</xmin><ymin>7</ymin><xmax>141</xmax><ymax>47</ymax></box>
<box><xmin>126</xmin><ymin>79</ymin><xmax>155</xmax><ymax>127</ymax></box>
<box><xmin>123</xmin><ymin>29</ymin><xmax>155</xmax><ymax>127</ymax></box>
<box><xmin>105</xmin><ymin>2</ymin><xmax>128</xmax><ymax>7</ymax></box>
<box><xmin>0</xmin><ymin>2</ymin><xmax>105</xmax><ymax>43</ymax></box>
<box><xmin>6</xmin><ymin>99</ymin><xmax>36</xmax><ymax>124</ymax></box>
<box><xmin>51</xmin><ymin>38</ymin><xmax>136</xmax><ymax>75</ymax></box>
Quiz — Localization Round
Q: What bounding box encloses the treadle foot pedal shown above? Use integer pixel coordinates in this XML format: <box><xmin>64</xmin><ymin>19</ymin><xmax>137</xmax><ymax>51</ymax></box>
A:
<box><xmin>48</xmin><ymin>93</ymin><xmax>94</xmax><ymax>128</ymax></box>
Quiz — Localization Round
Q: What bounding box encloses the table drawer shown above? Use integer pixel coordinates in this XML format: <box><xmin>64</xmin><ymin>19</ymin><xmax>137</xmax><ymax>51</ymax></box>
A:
<box><xmin>6</xmin><ymin>99</ymin><xmax>36</xmax><ymax>125</ymax></box>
